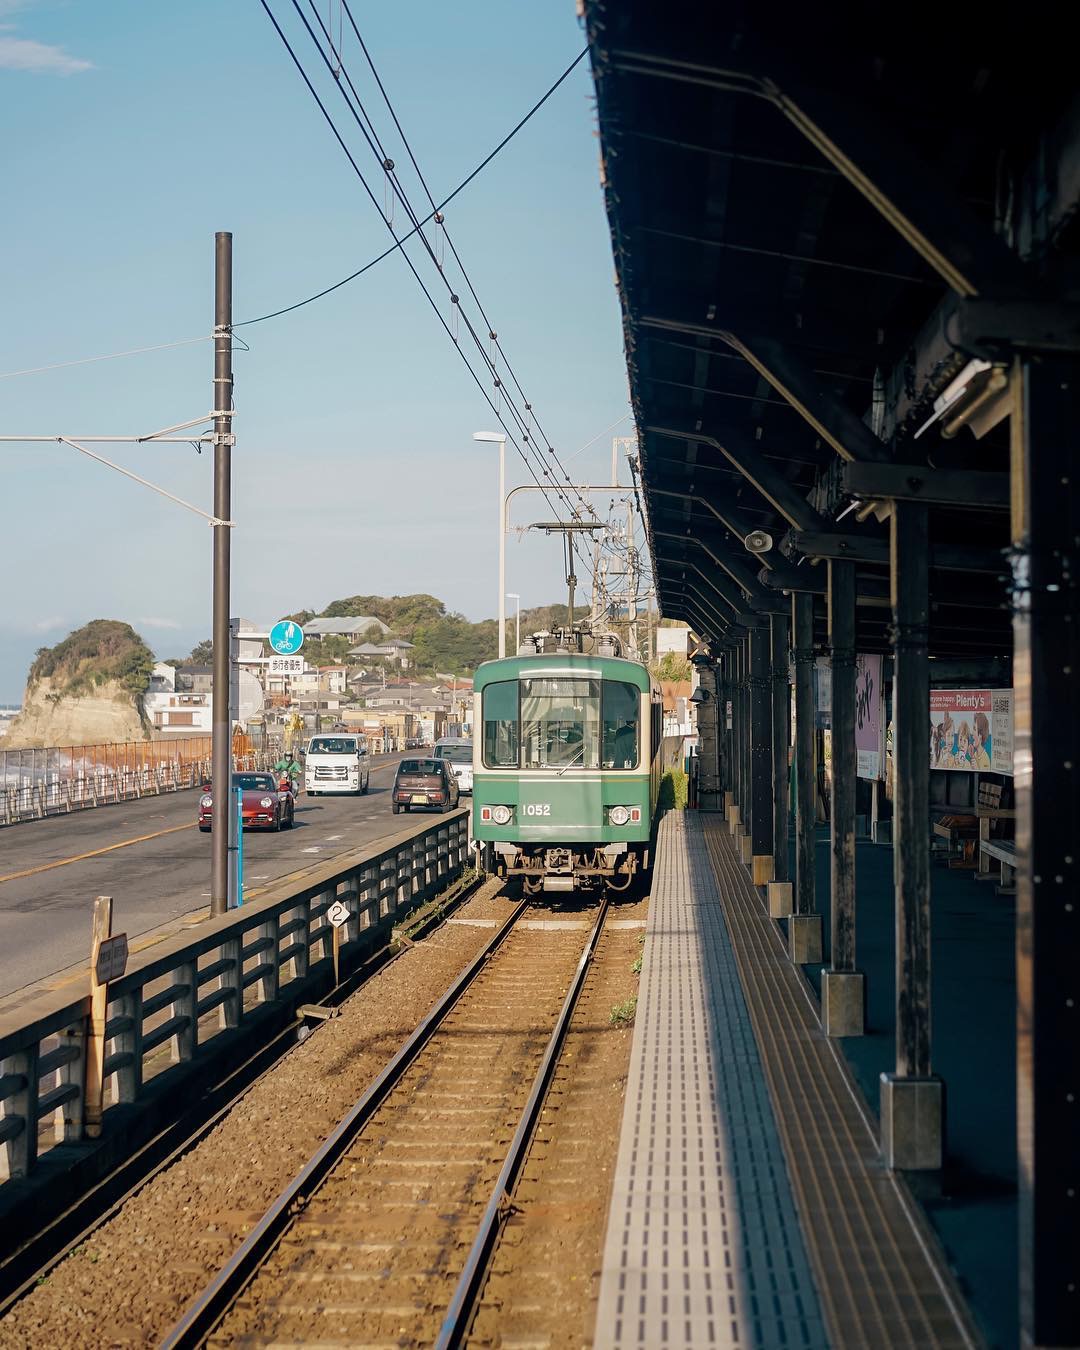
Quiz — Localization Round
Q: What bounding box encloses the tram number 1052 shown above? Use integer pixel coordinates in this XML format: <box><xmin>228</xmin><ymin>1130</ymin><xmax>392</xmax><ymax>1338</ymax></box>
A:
<box><xmin>523</xmin><ymin>803</ymin><xmax>551</xmax><ymax>817</ymax></box>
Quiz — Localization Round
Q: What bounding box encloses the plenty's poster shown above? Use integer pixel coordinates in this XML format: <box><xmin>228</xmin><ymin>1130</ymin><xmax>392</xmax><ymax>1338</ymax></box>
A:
<box><xmin>929</xmin><ymin>689</ymin><xmax>1013</xmax><ymax>775</ymax></box>
<box><xmin>855</xmin><ymin>653</ymin><xmax>884</xmax><ymax>780</ymax></box>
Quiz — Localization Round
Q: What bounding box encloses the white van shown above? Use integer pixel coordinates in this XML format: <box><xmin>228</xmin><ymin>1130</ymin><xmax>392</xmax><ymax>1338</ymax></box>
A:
<box><xmin>433</xmin><ymin>737</ymin><xmax>473</xmax><ymax>794</ymax></box>
<box><xmin>304</xmin><ymin>734</ymin><xmax>370</xmax><ymax>796</ymax></box>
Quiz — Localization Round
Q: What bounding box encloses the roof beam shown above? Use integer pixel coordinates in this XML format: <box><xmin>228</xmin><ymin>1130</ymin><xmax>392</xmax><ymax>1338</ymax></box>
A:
<box><xmin>648</xmin><ymin>426</ymin><xmax>828</xmax><ymax>530</ymax></box>
<box><xmin>785</xmin><ymin>529</ymin><xmax>1009</xmax><ymax>574</ymax></box>
<box><xmin>842</xmin><ymin>462</ymin><xmax>1010</xmax><ymax>508</ymax></box>
<box><xmin>606</xmin><ymin>48</ymin><xmax>1030</xmax><ymax>298</ymax></box>
<box><xmin>653</xmin><ymin>527</ymin><xmax>779</xmax><ymax>604</ymax></box>
<box><xmin>719</xmin><ymin>333</ymin><xmax>891</xmax><ymax>463</ymax></box>
<box><xmin>647</xmin><ymin>487</ymin><xmax>776</xmax><ymax>563</ymax></box>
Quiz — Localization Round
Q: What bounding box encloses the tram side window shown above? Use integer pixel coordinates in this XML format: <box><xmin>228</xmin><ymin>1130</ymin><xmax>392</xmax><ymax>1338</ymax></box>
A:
<box><xmin>602</xmin><ymin>680</ymin><xmax>640</xmax><ymax>769</ymax></box>
<box><xmin>482</xmin><ymin>680</ymin><xmax>520</xmax><ymax>768</ymax></box>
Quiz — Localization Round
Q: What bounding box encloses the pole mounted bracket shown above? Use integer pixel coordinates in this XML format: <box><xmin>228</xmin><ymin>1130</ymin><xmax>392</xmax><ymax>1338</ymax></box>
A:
<box><xmin>212</xmin><ymin>433</ymin><xmax>236</xmax><ymax>447</ymax></box>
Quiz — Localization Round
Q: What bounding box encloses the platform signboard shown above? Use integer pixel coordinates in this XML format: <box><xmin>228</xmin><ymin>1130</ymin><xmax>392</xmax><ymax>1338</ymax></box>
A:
<box><xmin>930</xmin><ymin>689</ymin><xmax>1013</xmax><ymax>775</ymax></box>
<box><xmin>855</xmin><ymin>653</ymin><xmax>885</xmax><ymax>780</ymax></box>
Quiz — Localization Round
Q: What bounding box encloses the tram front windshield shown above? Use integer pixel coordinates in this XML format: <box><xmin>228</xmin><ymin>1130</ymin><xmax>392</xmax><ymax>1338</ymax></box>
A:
<box><xmin>520</xmin><ymin>677</ymin><xmax>600</xmax><ymax>769</ymax></box>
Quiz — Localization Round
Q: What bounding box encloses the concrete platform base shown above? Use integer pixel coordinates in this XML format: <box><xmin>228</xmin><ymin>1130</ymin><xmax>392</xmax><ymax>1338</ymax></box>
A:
<box><xmin>788</xmin><ymin>913</ymin><xmax>822</xmax><ymax>964</ymax></box>
<box><xmin>821</xmin><ymin>969</ymin><xmax>866</xmax><ymax>1037</ymax></box>
<box><xmin>752</xmin><ymin>854</ymin><xmax>774</xmax><ymax>887</ymax></box>
<box><xmin>880</xmin><ymin>1073</ymin><xmax>944</xmax><ymax>1171</ymax></box>
<box><xmin>767</xmin><ymin>880</ymin><xmax>793</xmax><ymax>918</ymax></box>
<box><xmin>739</xmin><ymin>833</ymin><xmax>753</xmax><ymax>864</ymax></box>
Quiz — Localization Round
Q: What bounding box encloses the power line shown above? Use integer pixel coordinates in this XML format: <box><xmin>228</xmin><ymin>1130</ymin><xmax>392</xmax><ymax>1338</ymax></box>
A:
<box><xmin>0</xmin><ymin>335</ymin><xmax>211</xmax><ymax>382</ymax></box>
<box><xmin>236</xmin><ymin>44</ymin><xmax>587</xmax><ymax>329</ymax></box>
<box><xmin>337</xmin><ymin>0</ymin><xmax>596</xmax><ymax>524</ymax></box>
<box><xmin>260</xmin><ymin>0</ymin><xmax>586</xmax><ymax>578</ymax></box>
<box><xmin>295</xmin><ymin>0</ymin><xmax>584</xmax><ymax>534</ymax></box>
<box><xmin>268</xmin><ymin>0</ymin><xmax>596</xmax><ymax>586</ymax></box>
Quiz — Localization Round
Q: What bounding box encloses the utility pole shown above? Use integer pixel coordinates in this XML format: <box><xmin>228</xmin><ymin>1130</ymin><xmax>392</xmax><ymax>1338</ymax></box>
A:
<box><xmin>210</xmin><ymin>232</ymin><xmax>234</xmax><ymax>917</ymax></box>
<box><xmin>626</xmin><ymin>499</ymin><xmax>639</xmax><ymax>655</ymax></box>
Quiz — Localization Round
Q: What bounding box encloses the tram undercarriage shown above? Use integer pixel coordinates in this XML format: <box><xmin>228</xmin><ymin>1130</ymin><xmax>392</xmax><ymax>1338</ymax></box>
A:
<box><xmin>479</xmin><ymin>840</ymin><xmax>648</xmax><ymax>894</ymax></box>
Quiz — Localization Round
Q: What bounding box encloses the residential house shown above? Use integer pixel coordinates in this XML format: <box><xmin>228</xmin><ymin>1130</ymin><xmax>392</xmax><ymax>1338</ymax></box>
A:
<box><xmin>347</xmin><ymin>636</ymin><xmax>415</xmax><ymax>669</ymax></box>
<box><xmin>144</xmin><ymin>662</ymin><xmax>212</xmax><ymax>733</ymax></box>
<box><xmin>303</xmin><ymin>616</ymin><xmax>389</xmax><ymax>639</ymax></box>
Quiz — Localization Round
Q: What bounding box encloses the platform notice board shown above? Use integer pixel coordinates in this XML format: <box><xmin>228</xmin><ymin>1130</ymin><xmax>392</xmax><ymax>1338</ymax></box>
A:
<box><xmin>930</xmin><ymin>689</ymin><xmax>1013</xmax><ymax>775</ymax></box>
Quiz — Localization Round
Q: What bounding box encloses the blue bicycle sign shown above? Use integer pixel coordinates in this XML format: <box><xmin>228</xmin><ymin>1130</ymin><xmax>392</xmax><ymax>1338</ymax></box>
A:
<box><xmin>269</xmin><ymin>620</ymin><xmax>304</xmax><ymax>655</ymax></box>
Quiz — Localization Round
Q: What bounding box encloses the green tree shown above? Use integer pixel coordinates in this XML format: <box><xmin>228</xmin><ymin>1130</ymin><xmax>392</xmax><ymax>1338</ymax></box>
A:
<box><xmin>653</xmin><ymin>651</ymin><xmax>692</xmax><ymax>682</ymax></box>
<box><xmin>188</xmin><ymin>639</ymin><xmax>214</xmax><ymax>664</ymax></box>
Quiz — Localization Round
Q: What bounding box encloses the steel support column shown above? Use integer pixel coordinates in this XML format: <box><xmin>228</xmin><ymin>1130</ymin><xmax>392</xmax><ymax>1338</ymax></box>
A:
<box><xmin>881</xmin><ymin>501</ymin><xmax>941</xmax><ymax>1169</ymax></box>
<box><xmin>1011</xmin><ymin>355</ymin><xmax>1080</xmax><ymax>1349</ymax></box>
<box><xmin>740</xmin><ymin>636</ymin><xmax>752</xmax><ymax>860</ymax></box>
<box><xmin>767</xmin><ymin>612</ymin><xmax>793</xmax><ymax>917</ymax></box>
<box><xmin>790</xmin><ymin>593</ymin><xmax>821</xmax><ymax>961</ymax></box>
<box><xmin>749</xmin><ymin>625</ymin><xmax>774</xmax><ymax>883</ymax></box>
<box><xmin>823</xmin><ymin>560</ymin><xmax>864</xmax><ymax>1035</ymax></box>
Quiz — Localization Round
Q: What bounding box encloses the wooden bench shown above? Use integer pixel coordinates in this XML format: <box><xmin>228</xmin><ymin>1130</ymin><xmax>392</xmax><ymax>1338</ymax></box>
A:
<box><xmin>977</xmin><ymin>837</ymin><xmax>1017</xmax><ymax>893</ymax></box>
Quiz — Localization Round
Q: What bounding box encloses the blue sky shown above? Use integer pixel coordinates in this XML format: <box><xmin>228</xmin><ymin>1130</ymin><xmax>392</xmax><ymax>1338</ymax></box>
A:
<box><xmin>0</xmin><ymin>0</ymin><xmax>632</xmax><ymax>703</ymax></box>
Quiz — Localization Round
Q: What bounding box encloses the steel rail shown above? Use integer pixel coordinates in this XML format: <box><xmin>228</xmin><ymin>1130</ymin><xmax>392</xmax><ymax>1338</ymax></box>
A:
<box><xmin>160</xmin><ymin>892</ymin><xmax>530</xmax><ymax>1350</ymax></box>
<box><xmin>435</xmin><ymin>894</ymin><xmax>611</xmax><ymax>1349</ymax></box>
<box><xmin>0</xmin><ymin>869</ymin><xmax>486</xmax><ymax>1316</ymax></box>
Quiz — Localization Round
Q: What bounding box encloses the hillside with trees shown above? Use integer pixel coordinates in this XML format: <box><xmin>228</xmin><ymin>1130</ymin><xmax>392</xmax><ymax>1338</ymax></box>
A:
<box><xmin>176</xmin><ymin>595</ymin><xmax>604</xmax><ymax>679</ymax></box>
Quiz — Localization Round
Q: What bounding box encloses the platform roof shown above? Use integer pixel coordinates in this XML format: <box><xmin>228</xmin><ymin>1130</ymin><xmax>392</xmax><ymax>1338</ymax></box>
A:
<box><xmin>585</xmin><ymin>4</ymin><xmax>1080</xmax><ymax>659</ymax></box>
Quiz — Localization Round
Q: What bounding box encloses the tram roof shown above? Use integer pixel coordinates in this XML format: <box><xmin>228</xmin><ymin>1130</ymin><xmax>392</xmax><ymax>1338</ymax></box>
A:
<box><xmin>474</xmin><ymin>653</ymin><xmax>655</xmax><ymax>692</ymax></box>
<box><xmin>584</xmin><ymin>3</ymin><xmax>1080</xmax><ymax>660</ymax></box>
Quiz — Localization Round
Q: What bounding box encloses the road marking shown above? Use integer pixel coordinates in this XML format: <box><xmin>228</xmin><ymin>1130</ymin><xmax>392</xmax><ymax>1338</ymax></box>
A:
<box><xmin>325</xmin><ymin>834</ymin><xmax>343</xmax><ymax>841</ymax></box>
<box><xmin>0</xmin><ymin>821</ymin><xmax>195</xmax><ymax>885</ymax></box>
<box><xmin>301</xmin><ymin>846</ymin><xmax>321</xmax><ymax>854</ymax></box>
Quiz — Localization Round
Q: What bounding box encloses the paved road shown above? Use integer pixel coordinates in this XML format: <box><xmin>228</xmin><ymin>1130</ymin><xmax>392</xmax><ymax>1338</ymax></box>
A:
<box><xmin>0</xmin><ymin>755</ymin><xmax>437</xmax><ymax>999</ymax></box>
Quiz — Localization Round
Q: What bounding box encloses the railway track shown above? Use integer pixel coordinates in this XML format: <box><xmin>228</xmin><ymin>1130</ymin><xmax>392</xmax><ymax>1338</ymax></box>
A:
<box><xmin>162</xmin><ymin>896</ymin><xmax>613</xmax><ymax>1348</ymax></box>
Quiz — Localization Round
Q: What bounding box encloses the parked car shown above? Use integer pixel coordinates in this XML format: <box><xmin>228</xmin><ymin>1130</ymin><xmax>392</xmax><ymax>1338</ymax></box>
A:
<box><xmin>391</xmin><ymin>757</ymin><xmax>460</xmax><ymax>814</ymax></box>
<box><xmin>199</xmin><ymin>772</ymin><xmax>295</xmax><ymax>832</ymax></box>
<box><xmin>433</xmin><ymin>737</ymin><xmax>474</xmax><ymax>794</ymax></box>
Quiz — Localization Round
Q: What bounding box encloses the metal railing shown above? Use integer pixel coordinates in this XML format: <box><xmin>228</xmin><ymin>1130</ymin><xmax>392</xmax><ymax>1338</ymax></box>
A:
<box><xmin>0</xmin><ymin>736</ymin><xmax>272</xmax><ymax>828</ymax></box>
<box><xmin>0</xmin><ymin>810</ymin><xmax>470</xmax><ymax>1183</ymax></box>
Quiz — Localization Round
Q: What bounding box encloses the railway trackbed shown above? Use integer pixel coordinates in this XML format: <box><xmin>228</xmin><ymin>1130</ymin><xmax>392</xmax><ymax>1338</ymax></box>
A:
<box><xmin>162</xmin><ymin>895</ymin><xmax>627</xmax><ymax>1348</ymax></box>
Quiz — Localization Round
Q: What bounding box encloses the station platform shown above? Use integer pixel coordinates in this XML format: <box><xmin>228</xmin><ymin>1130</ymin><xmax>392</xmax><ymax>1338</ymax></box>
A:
<box><xmin>595</xmin><ymin>813</ymin><xmax>982</xmax><ymax>1349</ymax></box>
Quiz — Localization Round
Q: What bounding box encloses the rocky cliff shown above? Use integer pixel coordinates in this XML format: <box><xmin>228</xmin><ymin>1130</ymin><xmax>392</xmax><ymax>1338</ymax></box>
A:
<box><xmin>0</xmin><ymin>620</ymin><xmax>153</xmax><ymax>749</ymax></box>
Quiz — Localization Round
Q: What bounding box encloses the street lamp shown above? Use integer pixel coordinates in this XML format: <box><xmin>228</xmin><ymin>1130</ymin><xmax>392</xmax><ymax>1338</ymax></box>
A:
<box><xmin>506</xmin><ymin>592</ymin><xmax>521</xmax><ymax>653</ymax></box>
<box><xmin>473</xmin><ymin>431</ymin><xmax>507</xmax><ymax>658</ymax></box>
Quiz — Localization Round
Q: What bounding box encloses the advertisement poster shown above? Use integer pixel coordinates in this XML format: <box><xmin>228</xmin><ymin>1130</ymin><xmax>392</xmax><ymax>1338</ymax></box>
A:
<box><xmin>929</xmin><ymin>689</ymin><xmax>1014</xmax><ymax>775</ymax></box>
<box><xmin>855</xmin><ymin>653</ymin><xmax>884</xmax><ymax>780</ymax></box>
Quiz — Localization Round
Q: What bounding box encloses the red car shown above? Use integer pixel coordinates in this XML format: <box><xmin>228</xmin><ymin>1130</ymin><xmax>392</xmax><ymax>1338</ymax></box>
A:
<box><xmin>198</xmin><ymin>772</ymin><xmax>295</xmax><ymax>833</ymax></box>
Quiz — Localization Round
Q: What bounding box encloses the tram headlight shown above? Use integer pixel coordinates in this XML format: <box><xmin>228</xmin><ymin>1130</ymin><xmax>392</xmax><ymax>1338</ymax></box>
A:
<box><xmin>491</xmin><ymin>804</ymin><xmax>512</xmax><ymax>825</ymax></box>
<box><xmin>609</xmin><ymin>805</ymin><xmax>630</xmax><ymax>826</ymax></box>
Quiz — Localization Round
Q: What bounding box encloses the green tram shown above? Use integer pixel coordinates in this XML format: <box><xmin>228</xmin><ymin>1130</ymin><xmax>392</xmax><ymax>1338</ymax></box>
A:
<box><xmin>472</xmin><ymin>636</ymin><xmax>662</xmax><ymax>895</ymax></box>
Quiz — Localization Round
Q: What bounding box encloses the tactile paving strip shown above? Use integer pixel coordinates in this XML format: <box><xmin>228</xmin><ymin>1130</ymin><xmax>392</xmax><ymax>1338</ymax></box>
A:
<box><xmin>701</xmin><ymin>816</ymin><xmax>982</xmax><ymax>1350</ymax></box>
<box><xmin>594</xmin><ymin>814</ymin><xmax>828</xmax><ymax>1349</ymax></box>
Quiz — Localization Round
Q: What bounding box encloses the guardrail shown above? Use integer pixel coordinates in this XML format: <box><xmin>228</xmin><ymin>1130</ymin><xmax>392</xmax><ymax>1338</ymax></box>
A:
<box><xmin>0</xmin><ymin>740</ymin><xmax>274</xmax><ymax>828</ymax></box>
<box><xmin>0</xmin><ymin>810</ymin><xmax>470</xmax><ymax>1184</ymax></box>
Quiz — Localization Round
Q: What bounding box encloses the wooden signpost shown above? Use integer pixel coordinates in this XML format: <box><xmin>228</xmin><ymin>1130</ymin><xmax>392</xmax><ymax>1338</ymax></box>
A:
<box><xmin>85</xmin><ymin>896</ymin><xmax>127</xmax><ymax>1140</ymax></box>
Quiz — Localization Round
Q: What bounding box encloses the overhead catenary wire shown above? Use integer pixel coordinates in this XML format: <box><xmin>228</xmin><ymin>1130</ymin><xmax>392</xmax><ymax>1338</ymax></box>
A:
<box><xmin>295</xmin><ymin>0</ymin><xmax>586</xmax><ymax>533</ymax></box>
<box><xmin>266</xmin><ymin>0</ymin><xmax>596</xmax><ymax>587</ymax></box>
<box><xmin>1</xmin><ymin>51</ymin><xmax>587</xmax><ymax>381</ymax></box>
<box><xmin>336</xmin><ymin>0</ymin><xmax>598</xmax><ymax>524</ymax></box>
<box><xmin>236</xmin><ymin>44</ymin><xmax>587</xmax><ymax>329</ymax></box>
<box><xmin>259</xmin><ymin>0</ymin><xmax>590</xmax><ymax>584</ymax></box>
